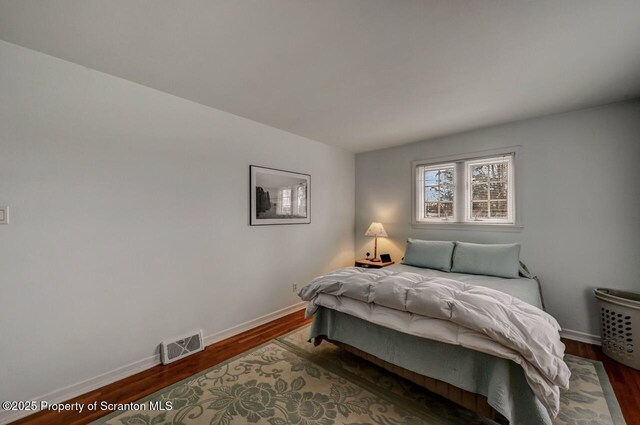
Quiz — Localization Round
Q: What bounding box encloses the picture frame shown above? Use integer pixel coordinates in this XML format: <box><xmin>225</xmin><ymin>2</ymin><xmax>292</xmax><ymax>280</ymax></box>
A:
<box><xmin>250</xmin><ymin>165</ymin><xmax>310</xmax><ymax>225</ymax></box>
<box><xmin>380</xmin><ymin>253</ymin><xmax>392</xmax><ymax>263</ymax></box>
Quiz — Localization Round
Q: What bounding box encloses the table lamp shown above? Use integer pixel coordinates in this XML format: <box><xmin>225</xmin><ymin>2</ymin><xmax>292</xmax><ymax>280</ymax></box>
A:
<box><xmin>364</xmin><ymin>222</ymin><xmax>387</xmax><ymax>262</ymax></box>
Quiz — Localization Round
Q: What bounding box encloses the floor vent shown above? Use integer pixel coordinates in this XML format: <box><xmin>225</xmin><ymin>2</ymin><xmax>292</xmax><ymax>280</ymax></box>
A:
<box><xmin>161</xmin><ymin>331</ymin><xmax>204</xmax><ymax>364</ymax></box>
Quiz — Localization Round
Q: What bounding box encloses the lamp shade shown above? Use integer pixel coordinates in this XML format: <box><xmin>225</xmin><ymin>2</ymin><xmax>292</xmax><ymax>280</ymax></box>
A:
<box><xmin>364</xmin><ymin>222</ymin><xmax>388</xmax><ymax>237</ymax></box>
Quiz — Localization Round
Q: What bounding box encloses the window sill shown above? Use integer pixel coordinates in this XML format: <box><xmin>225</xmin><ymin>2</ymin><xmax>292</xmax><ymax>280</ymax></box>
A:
<box><xmin>411</xmin><ymin>222</ymin><xmax>523</xmax><ymax>232</ymax></box>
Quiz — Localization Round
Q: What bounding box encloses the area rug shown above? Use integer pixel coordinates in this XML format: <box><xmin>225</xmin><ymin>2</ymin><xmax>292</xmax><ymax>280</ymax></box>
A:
<box><xmin>93</xmin><ymin>325</ymin><xmax>625</xmax><ymax>425</ymax></box>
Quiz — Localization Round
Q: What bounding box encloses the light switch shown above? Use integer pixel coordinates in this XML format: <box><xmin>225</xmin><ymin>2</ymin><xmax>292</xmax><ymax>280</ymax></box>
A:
<box><xmin>0</xmin><ymin>206</ymin><xmax>8</xmax><ymax>224</ymax></box>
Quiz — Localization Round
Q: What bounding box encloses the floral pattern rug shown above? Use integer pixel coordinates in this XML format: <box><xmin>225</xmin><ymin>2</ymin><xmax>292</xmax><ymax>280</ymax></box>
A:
<box><xmin>92</xmin><ymin>326</ymin><xmax>625</xmax><ymax>425</ymax></box>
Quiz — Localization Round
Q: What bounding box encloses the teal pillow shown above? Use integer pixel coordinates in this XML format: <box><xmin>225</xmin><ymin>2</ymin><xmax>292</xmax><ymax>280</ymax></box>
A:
<box><xmin>451</xmin><ymin>242</ymin><xmax>520</xmax><ymax>278</ymax></box>
<box><xmin>402</xmin><ymin>239</ymin><xmax>455</xmax><ymax>272</ymax></box>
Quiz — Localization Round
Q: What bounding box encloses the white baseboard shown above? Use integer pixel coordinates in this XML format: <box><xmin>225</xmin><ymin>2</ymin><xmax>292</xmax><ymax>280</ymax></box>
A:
<box><xmin>561</xmin><ymin>328</ymin><xmax>601</xmax><ymax>346</ymax></box>
<box><xmin>0</xmin><ymin>302</ymin><xmax>306</xmax><ymax>425</ymax></box>
<box><xmin>0</xmin><ymin>354</ymin><xmax>161</xmax><ymax>425</ymax></box>
<box><xmin>203</xmin><ymin>301</ymin><xmax>306</xmax><ymax>347</ymax></box>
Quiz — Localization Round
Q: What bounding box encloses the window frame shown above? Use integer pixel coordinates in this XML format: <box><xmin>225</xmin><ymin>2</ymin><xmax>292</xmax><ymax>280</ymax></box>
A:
<box><xmin>415</xmin><ymin>162</ymin><xmax>457</xmax><ymax>223</ymax></box>
<box><xmin>465</xmin><ymin>156</ymin><xmax>514</xmax><ymax>224</ymax></box>
<box><xmin>411</xmin><ymin>146</ymin><xmax>522</xmax><ymax>231</ymax></box>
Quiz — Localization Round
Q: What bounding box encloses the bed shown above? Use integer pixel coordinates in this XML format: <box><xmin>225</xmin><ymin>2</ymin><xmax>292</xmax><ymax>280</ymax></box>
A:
<box><xmin>303</xmin><ymin>263</ymin><xmax>556</xmax><ymax>425</ymax></box>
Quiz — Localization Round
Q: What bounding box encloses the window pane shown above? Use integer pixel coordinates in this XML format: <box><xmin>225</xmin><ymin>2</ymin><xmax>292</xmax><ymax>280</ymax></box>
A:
<box><xmin>419</xmin><ymin>164</ymin><xmax>455</xmax><ymax>221</ymax></box>
<box><xmin>472</xmin><ymin>165</ymin><xmax>488</xmax><ymax>182</ymax></box>
<box><xmin>471</xmin><ymin>202</ymin><xmax>488</xmax><ymax>219</ymax></box>
<box><xmin>489</xmin><ymin>162</ymin><xmax>508</xmax><ymax>181</ymax></box>
<box><xmin>472</xmin><ymin>184</ymin><xmax>488</xmax><ymax>200</ymax></box>
<box><xmin>425</xmin><ymin>186</ymin><xmax>439</xmax><ymax>202</ymax></box>
<box><xmin>425</xmin><ymin>202</ymin><xmax>439</xmax><ymax>217</ymax></box>
<box><xmin>440</xmin><ymin>202</ymin><xmax>453</xmax><ymax>218</ymax></box>
<box><xmin>282</xmin><ymin>188</ymin><xmax>291</xmax><ymax>214</ymax></box>
<box><xmin>440</xmin><ymin>169</ymin><xmax>454</xmax><ymax>184</ymax></box>
<box><xmin>296</xmin><ymin>185</ymin><xmax>307</xmax><ymax>217</ymax></box>
<box><xmin>490</xmin><ymin>201</ymin><xmax>508</xmax><ymax>218</ymax></box>
<box><xmin>490</xmin><ymin>182</ymin><xmax>507</xmax><ymax>200</ymax></box>
<box><xmin>466</xmin><ymin>155</ymin><xmax>514</xmax><ymax>223</ymax></box>
<box><xmin>425</xmin><ymin>170</ymin><xmax>438</xmax><ymax>185</ymax></box>
<box><xmin>440</xmin><ymin>183</ymin><xmax>454</xmax><ymax>201</ymax></box>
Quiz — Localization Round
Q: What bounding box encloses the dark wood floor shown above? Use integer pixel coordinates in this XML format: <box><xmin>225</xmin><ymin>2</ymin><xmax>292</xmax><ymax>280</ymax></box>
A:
<box><xmin>11</xmin><ymin>310</ymin><xmax>640</xmax><ymax>425</ymax></box>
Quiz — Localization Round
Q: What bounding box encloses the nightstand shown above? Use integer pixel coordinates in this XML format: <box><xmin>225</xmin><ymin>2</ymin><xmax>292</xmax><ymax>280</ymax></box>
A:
<box><xmin>354</xmin><ymin>259</ymin><xmax>395</xmax><ymax>269</ymax></box>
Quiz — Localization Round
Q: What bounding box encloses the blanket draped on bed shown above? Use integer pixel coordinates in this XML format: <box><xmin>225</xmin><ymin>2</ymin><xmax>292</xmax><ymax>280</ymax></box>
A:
<box><xmin>298</xmin><ymin>267</ymin><xmax>570</xmax><ymax>417</ymax></box>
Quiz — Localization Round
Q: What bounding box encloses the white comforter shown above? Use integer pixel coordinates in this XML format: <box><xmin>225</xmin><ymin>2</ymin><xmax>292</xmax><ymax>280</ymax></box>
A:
<box><xmin>298</xmin><ymin>267</ymin><xmax>570</xmax><ymax>417</ymax></box>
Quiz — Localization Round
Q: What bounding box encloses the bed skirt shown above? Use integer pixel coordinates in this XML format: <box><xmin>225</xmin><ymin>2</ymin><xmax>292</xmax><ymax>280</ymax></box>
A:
<box><xmin>308</xmin><ymin>306</ymin><xmax>552</xmax><ymax>425</ymax></box>
<box><xmin>316</xmin><ymin>335</ymin><xmax>508</xmax><ymax>424</ymax></box>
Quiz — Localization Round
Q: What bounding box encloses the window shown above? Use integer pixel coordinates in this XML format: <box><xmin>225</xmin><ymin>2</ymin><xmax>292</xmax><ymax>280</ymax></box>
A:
<box><xmin>277</xmin><ymin>188</ymin><xmax>292</xmax><ymax>215</ymax></box>
<box><xmin>413</xmin><ymin>150</ymin><xmax>517</xmax><ymax>227</ymax></box>
<box><xmin>292</xmin><ymin>184</ymin><xmax>307</xmax><ymax>217</ymax></box>
<box><xmin>415</xmin><ymin>163</ymin><xmax>456</xmax><ymax>222</ymax></box>
<box><xmin>466</xmin><ymin>157</ymin><xmax>513</xmax><ymax>223</ymax></box>
<box><xmin>276</xmin><ymin>185</ymin><xmax>307</xmax><ymax>217</ymax></box>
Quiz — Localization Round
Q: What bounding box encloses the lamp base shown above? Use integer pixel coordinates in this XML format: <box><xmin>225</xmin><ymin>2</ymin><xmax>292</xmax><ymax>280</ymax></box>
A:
<box><xmin>370</xmin><ymin>258</ymin><xmax>381</xmax><ymax>262</ymax></box>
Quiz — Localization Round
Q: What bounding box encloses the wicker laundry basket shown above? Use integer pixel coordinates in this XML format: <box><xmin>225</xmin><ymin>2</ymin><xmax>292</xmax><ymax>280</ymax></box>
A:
<box><xmin>595</xmin><ymin>288</ymin><xmax>640</xmax><ymax>370</ymax></box>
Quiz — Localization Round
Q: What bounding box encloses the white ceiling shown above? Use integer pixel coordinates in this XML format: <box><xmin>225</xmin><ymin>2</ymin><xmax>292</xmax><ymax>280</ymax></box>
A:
<box><xmin>1</xmin><ymin>1</ymin><xmax>639</xmax><ymax>153</ymax></box>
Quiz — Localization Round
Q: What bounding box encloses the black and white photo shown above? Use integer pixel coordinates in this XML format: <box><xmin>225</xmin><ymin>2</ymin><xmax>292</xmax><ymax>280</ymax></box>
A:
<box><xmin>250</xmin><ymin>166</ymin><xmax>310</xmax><ymax>225</ymax></box>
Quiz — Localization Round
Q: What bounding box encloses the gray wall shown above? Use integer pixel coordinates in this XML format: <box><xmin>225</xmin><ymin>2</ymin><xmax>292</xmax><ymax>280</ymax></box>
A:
<box><xmin>0</xmin><ymin>41</ymin><xmax>354</xmax><ymax>403</ymax></box>
<box><xmin>355</xmin><ymin>100</ymin><xmax>640</xmax><ymax>336</ymax></box>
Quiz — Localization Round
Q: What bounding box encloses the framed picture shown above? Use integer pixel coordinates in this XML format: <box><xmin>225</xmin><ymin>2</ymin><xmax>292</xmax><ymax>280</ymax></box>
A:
<box><xmin>250</xmin><ymin>165</ymin><xmax>310</xmax><ymax>225</ymax></box>
<box><xmin>380</xmin><ymin>253</ymin><xmax>392</xmax><ymax>263</ymax></box>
